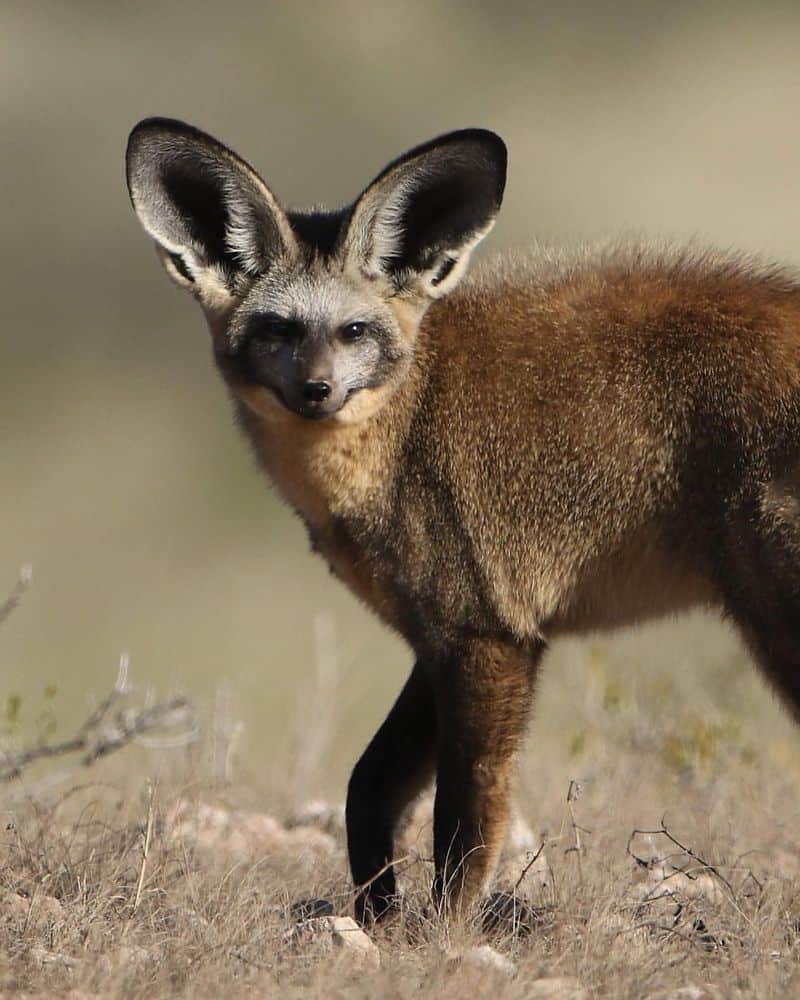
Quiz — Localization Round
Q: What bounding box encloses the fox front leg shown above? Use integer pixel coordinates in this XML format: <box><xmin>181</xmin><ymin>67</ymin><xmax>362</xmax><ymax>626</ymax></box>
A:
<box><xmin>346</xmin><ymin>660</ymin><xmax>437</xmax><ymax>923</ymax></box>
<box><xmin>432</xmin><ymin>639</ymin><xmax>541</xmax><ymax>917</ymax></box>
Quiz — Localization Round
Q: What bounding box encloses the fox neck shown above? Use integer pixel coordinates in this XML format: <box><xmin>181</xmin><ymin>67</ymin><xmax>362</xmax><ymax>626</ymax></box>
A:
<box><xmin>236</xmin><ymin>355</ymin><xmax>425</xmax><ymax>536</ymax></box>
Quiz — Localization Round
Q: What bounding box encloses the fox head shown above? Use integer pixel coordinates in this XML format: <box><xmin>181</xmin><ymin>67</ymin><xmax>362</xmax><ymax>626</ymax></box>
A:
<box><xmin>126</xmin><ymin>119</ymin><xmax>506</xmax><ymax>424</ymax></box>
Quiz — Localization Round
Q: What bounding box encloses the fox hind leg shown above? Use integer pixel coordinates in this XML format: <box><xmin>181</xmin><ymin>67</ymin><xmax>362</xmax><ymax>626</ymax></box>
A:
<box><xmin>720</xmin><ymin>468</ymin><xmax>800</xmax><ymax>716</ymax></box>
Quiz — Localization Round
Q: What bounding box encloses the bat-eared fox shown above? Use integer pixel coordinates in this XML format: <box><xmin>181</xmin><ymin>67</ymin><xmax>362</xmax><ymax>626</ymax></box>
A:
<box><xmin>126</xmin><ymin>118</ymin><xmax>800</xmax><ymax>924</ymax></box>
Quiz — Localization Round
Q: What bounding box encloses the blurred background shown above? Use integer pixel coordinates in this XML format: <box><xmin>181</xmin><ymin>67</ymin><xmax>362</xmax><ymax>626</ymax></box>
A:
<box><xmin>3</xmin><ymin>1</ymin><xmax>800</xmax><ymax>802</ymax></box>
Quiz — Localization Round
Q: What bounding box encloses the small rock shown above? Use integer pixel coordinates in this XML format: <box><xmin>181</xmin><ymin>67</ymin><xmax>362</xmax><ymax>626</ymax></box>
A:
<box><xmin>284</xmin><ymin>915</ymin><xmax>380</xmax><ymax>973</ymax></box>
<box><xmin>630</xmin><ymin>835</ymin><xmax>724</xmax><ymax>908</ymax></box>
<box><xmin>665</xmin><ymin>988</ymin><xmax>709</xmax><ymax>1000</ymax></box>
<box><xmin>281</xmin><ymin>825</ymin><xmax>336</xmax><ymax>854</ymax></box>
<box><xmin>28</xmin><ymin>945</ymin><xmax>80</xmax><ymax>970</ymax></box>
<box><xmin>2</xmin><ymin>891</ymin><xmax>64</xmax><ymax>926</ymax></box>
<box><xmin>97</xmin><ymin>945</ymin><xmax>157</xmax><ymax>974</ymax></box>
<box><xmin>446</xmin><ymin>944</ymin><xmax>517</xmax><ymax>978</ymax></box>
<box><xmin>525</xmin><ymin>977</ymin><xmax>588</xmax><ymax>999</ymax></box>
<box><xmin>648</xmin><ymin>986</ymin><xmax>723</xmax><ymax>1000</ymax></box>
<box><xmin>286</xmin><ymin>800</ymin><xmax>345</xmax><ymax>837</ymax></box>
<box><xmin>1</xmin><ymin>890</ymin><xmax>30</xmax><ymax>922</ymax></box>
<box><xmin>329</xmin><ymin>916</ymin><xmax>381</xmax><ymax>971</ymax></box>
<box><xmin>166</xmin><ymin>800</ymin><xmax>335</xmax><ymax>858</ymax></box>
<box><xmin>634</xmin><ymin>866</ymin><xmax>724</xmax><ymax>908</ymax></box>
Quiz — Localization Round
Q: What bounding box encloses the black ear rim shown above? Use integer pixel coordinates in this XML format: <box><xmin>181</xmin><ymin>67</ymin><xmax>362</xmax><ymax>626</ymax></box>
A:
<box><xmin>125</xmin><ymin>116</ymin><xmax>268</xmax><ymax>207</ymax></box>
<box><xmin>367</xmin><ymin>127</ymin><xmax>508</xmax><ymax>209</ymax></box>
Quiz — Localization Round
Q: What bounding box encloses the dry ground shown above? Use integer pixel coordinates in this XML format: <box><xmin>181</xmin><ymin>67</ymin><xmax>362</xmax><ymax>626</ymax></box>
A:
<box><xmin>4</xmin><ymin>625</ymin><xmax>800</xmax><ymax>999</ymax></box>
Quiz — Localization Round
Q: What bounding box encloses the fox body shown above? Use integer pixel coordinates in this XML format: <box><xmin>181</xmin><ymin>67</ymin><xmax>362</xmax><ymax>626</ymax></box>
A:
<box><xmin>127</xmin><ymin>119</ymin><xmax>800</xmax><ymax>922</ymax></box>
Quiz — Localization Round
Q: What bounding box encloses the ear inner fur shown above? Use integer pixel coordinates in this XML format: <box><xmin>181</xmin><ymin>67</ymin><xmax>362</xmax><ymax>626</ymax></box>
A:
<box><xmin>126</xmin><ymin>117</ymin><xmax>298</xmax><ymax>306</ymax></box>
<box><xmin>341</xmin><ymin>128</ymin><xmax>507</xmax><ymax>297</ymax></box>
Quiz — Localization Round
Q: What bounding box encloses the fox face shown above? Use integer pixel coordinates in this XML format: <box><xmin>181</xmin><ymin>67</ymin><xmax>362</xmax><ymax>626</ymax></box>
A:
<box><xmin>126</xmin><ymin>119</ymin><xmax>506</xmax><ymax>425</ymax></box>
<box><xmin>220</xmin><ymin>252</ymin><xmax>413</xmax><ymax>423</ymax></box>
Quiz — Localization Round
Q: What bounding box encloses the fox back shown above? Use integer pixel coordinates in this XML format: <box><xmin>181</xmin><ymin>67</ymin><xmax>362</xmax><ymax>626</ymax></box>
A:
<box><xmin>126</xmin><ymin>119</ymin><xmax>800</xmax><ymax>923</ymax></box>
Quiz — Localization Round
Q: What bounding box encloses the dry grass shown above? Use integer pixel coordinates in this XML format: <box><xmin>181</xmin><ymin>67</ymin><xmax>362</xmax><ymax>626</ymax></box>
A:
<box><xmin>5</xmin><ymin>580</ymin><xmax>800</xmax><ymax>998</ymax></box>
<box><xmin>3</xmin><ymin>707</ymin><xmax>800</xmax><ymax>1000</ymax></box>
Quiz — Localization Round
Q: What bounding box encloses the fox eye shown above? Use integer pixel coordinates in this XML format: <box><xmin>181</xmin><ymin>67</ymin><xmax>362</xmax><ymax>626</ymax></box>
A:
<box><xmin>252</xmin><ymin>315</ymin><xmax>299</xmax><ymax>341</ymax></box>
<box><xmin>341</xmin><ymin>321</ymin><xmax>368</xmax><ymax>342</ymax></box>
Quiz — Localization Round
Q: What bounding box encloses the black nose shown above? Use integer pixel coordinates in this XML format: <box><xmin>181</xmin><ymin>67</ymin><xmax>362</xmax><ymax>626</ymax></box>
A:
<box><xmin>302</xmin><ymin>379</ymin><xmax>332</xmax><ymax>403</ymax></box>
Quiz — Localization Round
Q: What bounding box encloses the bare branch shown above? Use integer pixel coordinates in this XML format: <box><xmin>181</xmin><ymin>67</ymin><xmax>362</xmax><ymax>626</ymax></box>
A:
<box><xmin>0</xmin><ymin>656</ymin><xmax>198</xmax><ymax>782</ymax></box>
<box><xmin>131</xmin><ymin>781</ymin><xmax>156</xmax><ymax>917</ymax></box>
<box><xmin>565</xmin><ymin>778</ymin><xmax>589</xmax><ymax>882</ymax></box>
<box><xmin>627</xmin><ymin>818</ymin><xmax>735</xmax><ymax>898</ymax></box>
<box><xmin>0</xmin><ymin>565</ymin><xmax>32</xmax><ymax>626</ymax></box>
<box><xmin>514</xmin><ymin>840</ymin><xmax>546</xmax><ymax>893</ymax></box>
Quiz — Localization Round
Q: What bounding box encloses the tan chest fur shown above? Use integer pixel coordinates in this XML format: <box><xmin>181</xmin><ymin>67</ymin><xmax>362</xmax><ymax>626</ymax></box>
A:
<box><xmin>238</xmin><ymin>388</ymin><xmax>408</xmax><ymax>630</ymax></box>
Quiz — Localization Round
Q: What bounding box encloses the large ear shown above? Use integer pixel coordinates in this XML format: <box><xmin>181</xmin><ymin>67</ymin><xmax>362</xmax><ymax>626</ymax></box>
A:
<box><xmin>343</xmin><ymin>128</ymin><xmax>506</xmax><ymax>299</ymax></box>
<box><xmin>126</xmin><ymin>118</ymin><xmax>297</xmax><ymax>310</ymax></box>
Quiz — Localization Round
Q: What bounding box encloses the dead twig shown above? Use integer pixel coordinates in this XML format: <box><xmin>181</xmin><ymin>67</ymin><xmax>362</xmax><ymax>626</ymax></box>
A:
<box><xmin>0</xmin><ymin>655</ymin><xmax>197</xmax><ymax>782</ymax></box>
<box><xmin>514</xmin><ymin>839</ymin><xmax>546</xmax><ymax>893</ymax></box>
<box><xmin>127</xmin><ymin>780</ymin><xmax>156</xmax><ymax>927</ymax></box>
<box><xmin>565</xmin><ymin>778</ymin><xmax>589</xmax><ymax>882</ymax></box>
<box><xmin>0</xmin><ymin>565</ymin><xmax>32</xmax><ymax>626</ymax></box>
<box><xmin>627</xmin><ymin>816</ymin><xmax>736</xmax><ymax>898</ymax></box>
